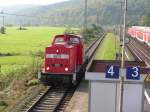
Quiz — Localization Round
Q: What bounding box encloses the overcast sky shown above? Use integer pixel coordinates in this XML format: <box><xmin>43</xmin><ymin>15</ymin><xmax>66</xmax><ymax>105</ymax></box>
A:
<box><xmin>0</xmin><ymin>0</ymin><xmax>69</xmax><ymax>6</ymax></box>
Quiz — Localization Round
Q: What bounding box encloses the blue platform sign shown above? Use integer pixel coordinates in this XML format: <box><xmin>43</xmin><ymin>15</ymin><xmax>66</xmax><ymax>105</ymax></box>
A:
<box><xmin>105</xmin><ymin>65</ymin><xmax>119</xmax><ymax>79</ymax></box>
<box><xmin>126</xmin><ymin>67</ymin><xmax>140</xmax><ymax>80</ymax></box>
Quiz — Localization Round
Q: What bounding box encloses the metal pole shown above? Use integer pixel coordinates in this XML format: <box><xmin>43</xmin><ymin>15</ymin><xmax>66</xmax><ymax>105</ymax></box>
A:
<box><xmin>96</xmin><ymin>1</ymin><xmax>100</xmax><ymax>26</ymax></box>
<box><xmin>116</xmin><ymin>0</ymin><xmax>124</xmax><ymax>42</ymax></box>
<box><xmin>121</xmin><ymin>0</ymin><xmax>127</xmax><ymax>68</ymax></box>
<box><xmin>1</xmin><ymin>10</ymin><xmax>5</xmax><ymax>34</ymax></box>
<box><xmin>84</xmin><ymin>0</ymin><xmax>87</xmax><ymax>30</ymax></box>
<box><xmin>119</xmin><ymin>1</ymin><xmax>123</xmax><ymax>41</ymax></box>
<box><xmin>1</xmin><ymin>10</ymin><xmax>4</xmax><ymax>27</ymax></box>
<box><xmin>96</xmin><ymin>10</ymin><xmax>99</xmax><ymax>26</ymax></box>
<box><xmin>2</xmin><ymin>15</ymin><xmax>4</xmax><ymax>27</ymax></box>
<box><xmin>119</xmin><ymin>0</ymin><xmax>127</xmax><ymax>112</ymax></box>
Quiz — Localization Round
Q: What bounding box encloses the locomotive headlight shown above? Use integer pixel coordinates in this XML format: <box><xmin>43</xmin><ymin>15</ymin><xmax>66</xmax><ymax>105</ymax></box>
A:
<box><xmin>46</xmin><ymin>66</ymin><xmax>50</xmax><ymax>70</ymax></box>
<box><xmin>65</xmin><ymin>67</ymin><xmax>69</xmax><ymax>71</ymax></box>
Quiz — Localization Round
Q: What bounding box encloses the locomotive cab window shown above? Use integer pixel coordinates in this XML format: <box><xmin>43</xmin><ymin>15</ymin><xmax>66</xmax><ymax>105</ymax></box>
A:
<box><xmin>54</xmin><ymin>38</ymin><xmax>65</xmax><ymax>44</ymax></box>
<box><xmin>70</xmin><ymin>38</ymin><xmax>80</xmax><ymax>44</ymax></box>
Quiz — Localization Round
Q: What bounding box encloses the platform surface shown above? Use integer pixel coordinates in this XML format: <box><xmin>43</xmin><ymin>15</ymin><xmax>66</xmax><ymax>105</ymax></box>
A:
<box><xmin>65</xmin><ymin>81</ymin><xmax>88</xmax><ymax>112</ymax></box>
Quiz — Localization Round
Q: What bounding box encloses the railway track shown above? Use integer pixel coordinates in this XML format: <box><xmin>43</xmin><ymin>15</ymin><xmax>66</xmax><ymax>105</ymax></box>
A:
<box><xmin>127</xmin><ymin>39</ymin><xmax>150</xmax><ymax>80</ymax></box>
<box><xmin>127</xmin><ymin>38</ymin><xmax>150</xmax><ymax>112</ymax></box>
<box><xmin>22</xmin><ymin>33</ymin><xmax>106</xmax><ymax>112</ymax></box>
<box><xmin>23</xmin><ymin>85</ymin><xmax>77</xmax><ymax>112</ymax></box>
<box><xmin>127</xmin><ymin>39</ymin><xmax>150</xmax><ymax>65</ymax></box>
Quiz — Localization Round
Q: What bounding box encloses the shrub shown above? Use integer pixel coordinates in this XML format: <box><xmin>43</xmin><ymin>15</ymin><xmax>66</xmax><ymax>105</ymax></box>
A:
<box><xmin>26</xmin><ymin>79</ymin><xmax>39</xmax><ymax>86</ymax></box>
<box><xmin>0</xmin><ymin>101</ymin><xmax>8</xmax><ymax>106</ymax></box>
<box><xmin>81</xmin><ymin>24</ymin><xmax>104</xmax><ymax>44</ymax></box>
<box><xmin>1</xmin><ymin>27</ymin><xmax>6</xmax><ymax>34</ymax></box>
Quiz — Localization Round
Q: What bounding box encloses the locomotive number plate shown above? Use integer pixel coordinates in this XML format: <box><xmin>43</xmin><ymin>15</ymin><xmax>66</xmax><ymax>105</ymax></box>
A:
<box><xmin>53</xmin><ymin>54</ymin><xmax>61</xmax><ymax>58</ymax></box>
<box><xmin>52</xmin><ymin>64</ymin><xmax>62</xmax><ymax>67</ymax></box>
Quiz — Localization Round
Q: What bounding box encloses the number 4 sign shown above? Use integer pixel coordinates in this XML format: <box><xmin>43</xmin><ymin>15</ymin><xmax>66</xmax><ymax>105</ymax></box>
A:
<box><xmin>126</xmin><ymin>67</ymin><xmax>140</xmax><ymax>80</ymax></box>
<box><xmin>105</xmin><ymin>65</ymin><xmax>119</xmax><ymax>79</ymax></box>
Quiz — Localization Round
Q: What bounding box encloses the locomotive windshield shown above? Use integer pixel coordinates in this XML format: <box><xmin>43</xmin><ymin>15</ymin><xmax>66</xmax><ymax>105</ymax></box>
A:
<box><xmin>70</xmin><ymin>38</ymin><xmax>80</xmax><ymax>44</ymax></box>
<box><xmin>54</xmin><ymin>37</ymin><xmax>65</xmax><ymax>44</ymax></box>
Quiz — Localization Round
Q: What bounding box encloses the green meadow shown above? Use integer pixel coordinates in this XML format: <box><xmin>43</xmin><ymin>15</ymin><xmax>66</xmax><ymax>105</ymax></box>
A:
<box><xmin>0</xmin><ymin>27</ymin><xmax>68</xmax><ymax>112</ymax></box>
<box><xmin>0</xmin><ymin>27</ymin><xmax>66</xmax><ymax>74</ymax></box>
<box><xmin>95</xmin><ymin>33</ymin><xmax>121</xmax><ymax>60</ymax></box>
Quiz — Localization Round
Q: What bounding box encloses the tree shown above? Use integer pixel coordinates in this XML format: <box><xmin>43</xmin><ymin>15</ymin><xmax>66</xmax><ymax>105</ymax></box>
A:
<box><xmin>81</xmin><ymin>24</ymin><xmax>104</xmax><ymax>44</ymax></box>
<box><xmin>1</xmin><ymin>27</ymin><xmax>6</xmax><ymax>34</ymax></box>
<box><xmin>142</xmin><ymin>13</ymin><xmax>150</xmax><ymax>26</ymax></box>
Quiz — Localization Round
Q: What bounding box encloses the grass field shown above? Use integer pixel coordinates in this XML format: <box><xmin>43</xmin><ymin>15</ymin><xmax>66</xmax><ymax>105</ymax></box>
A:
<box><xmin>95</xmin><ymin>33</ymin><xmax>121</xmax><ymax>60</ymax></box>
<box><xmin>0</xmin><ymin>27</ymin><xmax>66</xmax><ymax>54</ymax></box>
<box><xmin>0</xmin><ymin>27</ymin><xmax>66</xmax><ymax>74</ymax></box>
<box><xmin>0</xmin><ymin>27</ymin><xmax>69</xmax><ymax>112</ymax></box>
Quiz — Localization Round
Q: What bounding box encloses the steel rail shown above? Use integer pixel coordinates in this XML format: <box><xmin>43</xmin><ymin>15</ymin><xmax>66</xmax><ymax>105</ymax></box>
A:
<box><xmin>126</xmin><ymin>39</ymin><xmax>150</xmax><ymax>112</ymax></box>
<box><xmin>127</xmin><ymin>40</ymin><xmax>150</xmax><ymax>66</ymax></box>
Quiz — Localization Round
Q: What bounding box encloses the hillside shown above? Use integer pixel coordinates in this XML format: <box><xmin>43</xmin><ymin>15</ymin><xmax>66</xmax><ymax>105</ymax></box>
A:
<box><xmin>0</xmin><ymin>0</ymin><xmax>150</xmax><ymax>27</ymax></box>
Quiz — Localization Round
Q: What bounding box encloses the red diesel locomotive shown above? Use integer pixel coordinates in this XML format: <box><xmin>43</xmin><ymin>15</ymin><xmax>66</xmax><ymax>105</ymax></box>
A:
<box><xmin>38</xmin><ymin>34</ymin><xmax>85</xmax><ymax>84</ymax></box>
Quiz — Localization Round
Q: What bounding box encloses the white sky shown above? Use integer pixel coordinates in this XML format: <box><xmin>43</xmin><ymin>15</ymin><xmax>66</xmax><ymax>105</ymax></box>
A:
<box><xmin>0</xmin><ymin>0</ymin><xmax>69</xmax><ymax>6</ymax></box>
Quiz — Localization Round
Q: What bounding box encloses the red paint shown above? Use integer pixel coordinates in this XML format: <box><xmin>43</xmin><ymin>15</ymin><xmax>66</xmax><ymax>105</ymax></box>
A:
<box><xmin>44</xmin><ymin>34</ymin><xmax>84</xmax><ymax>74</ymax></box>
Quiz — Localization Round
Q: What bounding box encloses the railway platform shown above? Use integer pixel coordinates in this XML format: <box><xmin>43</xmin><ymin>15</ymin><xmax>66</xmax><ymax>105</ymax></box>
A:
<box><xmin>64</xmin><ymin>78</ymin><xmax>150</xmax><ymax>112</ymax></box>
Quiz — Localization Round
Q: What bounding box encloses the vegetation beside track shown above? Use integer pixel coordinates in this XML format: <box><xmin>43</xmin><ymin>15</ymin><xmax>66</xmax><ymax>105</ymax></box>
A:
<box><xmin>82</xmin><ymin>24</ymin><xmax>104</xmax><ymax>45</ymax></box>
<box><xmin>95</xmin><ymin>33</ymin><xmax>121</xmax><ymax>60</ymax></box>
<box><xmin>0</xmin><ymin>27</ymin><xmax>66</xmax><ymax>112</ymax></box>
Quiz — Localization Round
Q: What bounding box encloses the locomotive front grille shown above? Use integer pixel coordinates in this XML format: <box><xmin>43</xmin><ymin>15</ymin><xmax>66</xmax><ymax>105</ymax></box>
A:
<box><xmin>46</xmin><ymin>54</ymin><xmax>69</xmax><ymax>59</ymax></box>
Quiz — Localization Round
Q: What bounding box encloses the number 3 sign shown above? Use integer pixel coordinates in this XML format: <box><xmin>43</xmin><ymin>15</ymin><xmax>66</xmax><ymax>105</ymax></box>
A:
<box><xmin>126</xmin><ymin>67</ymin><xmax>140</xmax><ymax>80</ymax></box>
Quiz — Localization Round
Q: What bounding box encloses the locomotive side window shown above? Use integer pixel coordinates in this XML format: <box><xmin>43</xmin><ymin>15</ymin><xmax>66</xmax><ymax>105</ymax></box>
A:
<box><xmin>55</xmin><ymin>38</ymin><xmax>65</xmax><ymax>44</ymax></box>
<box><xmin>70</xmin><ymin>38</ymin><xmax>80</xmax><ymax>44</ymax></box>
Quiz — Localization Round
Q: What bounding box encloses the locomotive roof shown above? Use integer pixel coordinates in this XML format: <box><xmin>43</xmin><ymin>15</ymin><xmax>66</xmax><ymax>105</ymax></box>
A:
<box><xmin>55</xmin><ymin>34</ymin><xmax>82</xmax><ymax>38</ymax></box>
